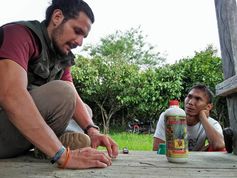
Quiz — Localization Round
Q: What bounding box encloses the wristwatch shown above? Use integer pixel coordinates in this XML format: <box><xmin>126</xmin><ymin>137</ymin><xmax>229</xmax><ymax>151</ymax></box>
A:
<box><xmin>84</xmin><ymin>124</ymin><xmax>100</xmax><ymax>134</ymax></box>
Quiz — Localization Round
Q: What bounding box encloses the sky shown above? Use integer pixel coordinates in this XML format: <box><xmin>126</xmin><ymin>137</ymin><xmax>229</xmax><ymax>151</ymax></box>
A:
<box><xmin>0</xmin><ymin>0</ymin><xmax>221</xmax><ymax>64</ymax></box>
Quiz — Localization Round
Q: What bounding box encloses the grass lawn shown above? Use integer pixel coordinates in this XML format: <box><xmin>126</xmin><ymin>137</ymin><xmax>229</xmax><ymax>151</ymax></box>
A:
<box><xmin>99</xmin><ymin>132</ymin><xmax>153</xmax><ymax>151</ymax></box>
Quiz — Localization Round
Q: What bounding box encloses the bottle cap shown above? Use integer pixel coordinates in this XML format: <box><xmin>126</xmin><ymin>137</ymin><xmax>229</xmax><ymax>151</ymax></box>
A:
<box><xmin>169</xmin><ymin>100</ymin><xmax>179</xmax><ymax>106</ymax></box>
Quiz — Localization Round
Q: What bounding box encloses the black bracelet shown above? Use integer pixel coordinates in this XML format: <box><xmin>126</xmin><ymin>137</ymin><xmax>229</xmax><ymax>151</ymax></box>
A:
<box><xmin>50</xmin><ymin>146</ymin><xmax>66</xmax><ymax>164</ymax></box>
<box><xmin>84</xmin><ymin>124</ymin><xmax>99</xmax><ymax>134</ymax></box>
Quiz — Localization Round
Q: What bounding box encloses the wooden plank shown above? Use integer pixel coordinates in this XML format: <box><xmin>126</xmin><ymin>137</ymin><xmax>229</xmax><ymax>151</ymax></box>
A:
<box><xmin>214</xmin><ymin>0</ymin><xmax>237</xmax><ymax>79</ymax></box>
<box><xmin>216</xmin><ymin>74</ymin><xmax>237</xmax><ymax>96</ymax></box>
<box><xmin>215</xmin><ymin>0</ymin><xmax>237</xmax><ymax>154</ymax></box>
<box><xmin>0</xmin><ymin>151</ymin><xmax>236</xmax><ymax>178</ymax></box>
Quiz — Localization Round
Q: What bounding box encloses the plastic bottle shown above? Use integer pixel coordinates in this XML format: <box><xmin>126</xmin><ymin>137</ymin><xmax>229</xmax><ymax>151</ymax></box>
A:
<box><xmin>164</xmin><ymin>100</ymin><xmax>188</xmax><ymax>163</ymax></box>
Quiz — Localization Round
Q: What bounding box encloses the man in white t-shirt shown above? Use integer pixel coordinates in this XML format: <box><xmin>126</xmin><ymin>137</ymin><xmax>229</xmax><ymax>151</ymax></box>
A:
<box><xmin>153</xmin><ymin>84</ymin><xmax>225</xmax><ymax>151</ymax></box>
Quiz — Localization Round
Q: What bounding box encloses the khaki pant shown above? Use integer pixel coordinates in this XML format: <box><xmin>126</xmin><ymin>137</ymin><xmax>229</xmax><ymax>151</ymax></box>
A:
<box><xmin>0</xmin><ymin>80</ymin><xmax>90</xmax><ymax>158</ymax></box>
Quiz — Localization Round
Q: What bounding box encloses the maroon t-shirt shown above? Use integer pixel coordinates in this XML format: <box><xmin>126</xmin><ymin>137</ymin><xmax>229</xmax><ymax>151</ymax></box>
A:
<box><xmin>0</xmin><ymin>23</ymin><xmax>73</xmax><ymax>82</ymax></box>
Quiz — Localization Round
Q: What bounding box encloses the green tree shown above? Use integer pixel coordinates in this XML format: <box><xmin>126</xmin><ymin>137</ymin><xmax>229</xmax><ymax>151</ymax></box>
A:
<box><xmin>72</xmin><ymin>27</ymin><xmax>165</xmax><ymax>133</ymax></box>
<box><xmin>83</xmin><ymin>27</ymin><xmax>165</xmax><ymax>69</ymax></box>
<box><xmin>120</xmin><ymin>66</ymin><xmax>183</xmax><ymax>122</ymax></box>
<box><xmin>72</xmin><ymin>55</ymin><xmax>140</xmax><ymax>133</ymax></box>
<box><xmin>171</xmin><ymin>45</ymin><xmax>223</xmax><ymax>94</ymax></box>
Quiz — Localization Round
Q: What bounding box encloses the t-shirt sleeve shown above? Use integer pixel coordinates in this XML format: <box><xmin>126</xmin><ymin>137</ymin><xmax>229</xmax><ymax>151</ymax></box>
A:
<box><xmin>153</xmin><ymin>112</ymin><xmax>166</xmax><ymax>140</ymax></box>
<box><xmin>209</xmin><ymin>118</ymin><xmax>224</xmax><ymax>137</ymax></box>
<box><xmin>0</xmin><ymin>24</ymin><xmax>39</xmax><ymax>71</ymax></box>
<box><xmin>61</xmin><ymin>67</ymin><xmax>73</xmax><ymax>82</ymax></box>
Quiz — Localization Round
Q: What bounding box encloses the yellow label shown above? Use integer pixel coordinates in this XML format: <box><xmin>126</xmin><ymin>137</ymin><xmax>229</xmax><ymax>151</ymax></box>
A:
<box><xmin>174</xmin><ymin>139</ymin><xmax>185</xmax><ymax>149</ymax></box>
<box><xmin>165</xmin><ymin>115</ymin><xmax>188</xmax><ymax>158</ymax></box>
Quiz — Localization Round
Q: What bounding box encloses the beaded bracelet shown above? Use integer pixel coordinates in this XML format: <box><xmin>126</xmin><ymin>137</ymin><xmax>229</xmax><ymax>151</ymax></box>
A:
<box><xmin>50</xmin><ymin>146</ymin><xmax>66</xmax><ymax>164</ymax></box>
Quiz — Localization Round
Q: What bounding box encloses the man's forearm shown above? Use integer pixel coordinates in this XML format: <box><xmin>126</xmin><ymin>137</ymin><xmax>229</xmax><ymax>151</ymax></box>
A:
<box><xmin>65</xmin><ymin>81</ymin><xmax>96</xmax><ymax>131</ymax></box>
<box><xmin>200</xmin><ymin>116</ymin><xmax>225</xmax><ymax>150</ymax></box>
<box><xmin>73</xmin><ymin>95</ymin><xmax>101</xmax><ymax>137</ymax></box>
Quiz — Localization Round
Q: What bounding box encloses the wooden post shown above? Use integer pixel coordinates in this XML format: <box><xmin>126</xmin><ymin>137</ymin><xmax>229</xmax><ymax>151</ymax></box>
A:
<box><xmin>215</xmin><ymin>0</ymin><xmax>237</xmax><ymax>154</ymax></box>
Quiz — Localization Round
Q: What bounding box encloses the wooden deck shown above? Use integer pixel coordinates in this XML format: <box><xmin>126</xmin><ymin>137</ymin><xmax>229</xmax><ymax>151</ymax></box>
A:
<box><xmin>0</xmin><ymin>151</ymin><xmax>237</xmax><ymax>178</ymax></box>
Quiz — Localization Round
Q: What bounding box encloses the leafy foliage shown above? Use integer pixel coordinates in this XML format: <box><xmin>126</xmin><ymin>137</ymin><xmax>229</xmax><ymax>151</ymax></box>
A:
<box><xmin>72</xmin><ymin>28</ymin><xmax>227</xmax><ymax>132</ymax></box>
<box><xmin>171</xmin><ymin>45</ymin><xmax>223</xmax><ymax>95</ymax></box>
<box><xmin>83</xmin><ymin>27</ymin><xmax>165</xmax><ymax>69</ymax></box>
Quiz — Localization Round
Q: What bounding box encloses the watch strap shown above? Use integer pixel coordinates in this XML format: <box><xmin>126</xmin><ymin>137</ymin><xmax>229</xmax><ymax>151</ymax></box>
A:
<box><xmin>84</xmin><ymin>124</ymin><xmax>99</xmax><ymax>134</ymax></box>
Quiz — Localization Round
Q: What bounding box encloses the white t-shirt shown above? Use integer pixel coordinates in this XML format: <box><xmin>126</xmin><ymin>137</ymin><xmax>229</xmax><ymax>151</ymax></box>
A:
<box><xmin>153</xmin><ymin>112</ymin><xmax>223</xmax><ymax>151</ymax></box>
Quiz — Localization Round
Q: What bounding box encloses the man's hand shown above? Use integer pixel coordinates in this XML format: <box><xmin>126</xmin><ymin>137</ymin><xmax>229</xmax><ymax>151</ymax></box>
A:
<box><xmin>59</xmin><ymin>147</ymin><xmax>112</xmax><ymax>169</ymax></box>
<box><xmin>199</xmin><ymin>109</ymin><xmax>209</xmax><ymax>121</ymax></box>
<box><xmin>87</xmin><ymin>128</ymin><xmax>118</xmax><ymax>158</ymax></box>
<box><xmin>65</xmin><ymin>82</ymin><xmax>118</xmax><ymax>158</ymax></box>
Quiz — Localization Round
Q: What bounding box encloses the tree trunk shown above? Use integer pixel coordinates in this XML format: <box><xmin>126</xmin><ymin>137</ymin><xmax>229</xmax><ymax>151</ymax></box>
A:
<box><xmin>215</xmin><ymin>0</ymin><xmax>237</xmax><ymax>154</ymax></box>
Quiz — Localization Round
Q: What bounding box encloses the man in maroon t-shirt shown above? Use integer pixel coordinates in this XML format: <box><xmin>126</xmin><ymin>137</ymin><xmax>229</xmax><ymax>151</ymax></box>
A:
<box><xmin>0</xmin><ymin>0</ymin><xmax>118</xmax><ymax>169</ymax></box>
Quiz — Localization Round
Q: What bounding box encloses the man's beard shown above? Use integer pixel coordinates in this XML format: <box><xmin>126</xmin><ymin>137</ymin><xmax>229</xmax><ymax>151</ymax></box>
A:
<box><xmin>52</xmin><ymin>38</ymin><xmax>77</xmax><ymax>56</ymax></box>
<box><xmin>52</xmin><ymin>39</ymin><xmax>67</xmax><ymax>56</ymax></box>
<box><xmin>51</xmin><ymin>24</ymin><xmax>69</xmax><ymax>56</ymax></box>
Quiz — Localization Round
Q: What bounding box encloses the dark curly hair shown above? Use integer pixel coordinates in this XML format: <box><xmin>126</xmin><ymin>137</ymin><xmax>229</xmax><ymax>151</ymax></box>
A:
<box><xmin>45</xmin><ymin>0</ymin><xmax>94</xmax><ymax>26</ymax></box>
